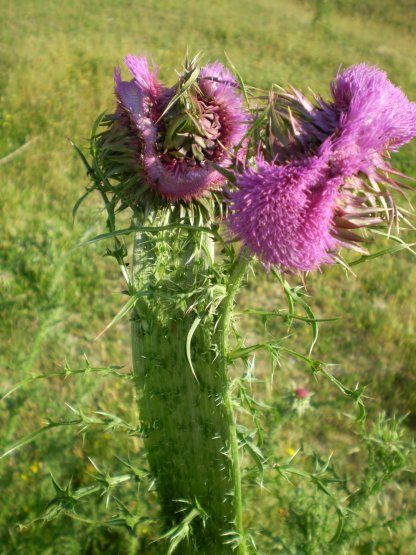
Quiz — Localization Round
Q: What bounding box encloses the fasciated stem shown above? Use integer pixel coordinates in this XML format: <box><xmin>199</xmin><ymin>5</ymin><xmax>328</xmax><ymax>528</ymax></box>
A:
<box><xmin>130</xmin><ymin>214</ymin><xmax>251</xmax><ymax>554</ymax></box>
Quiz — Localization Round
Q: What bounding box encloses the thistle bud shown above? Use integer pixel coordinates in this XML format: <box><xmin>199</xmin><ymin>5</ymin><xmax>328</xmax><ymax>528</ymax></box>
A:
<box><xmin>295</xmin><ymin>387</ymin><xmax>309</xmax><ymax>399</ymax></box>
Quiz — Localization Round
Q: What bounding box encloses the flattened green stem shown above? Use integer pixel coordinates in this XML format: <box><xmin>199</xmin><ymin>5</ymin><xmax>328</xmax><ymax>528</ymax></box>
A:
<box><xmin>131</xmin><ymin>215</ymin><xmax>251</xmax><ymax>553</ymax></box>
<box><xmin>132</xmin><ymin>308</ymin><xmax>232</xmax><ymax>551</ymax></box>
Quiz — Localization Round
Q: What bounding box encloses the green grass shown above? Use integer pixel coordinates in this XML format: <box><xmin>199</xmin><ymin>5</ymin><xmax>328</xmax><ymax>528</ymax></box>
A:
<box><xmin>1</xmin><ymin>0</ymin><xmax>416</xmax><ymax>553</ymax></box>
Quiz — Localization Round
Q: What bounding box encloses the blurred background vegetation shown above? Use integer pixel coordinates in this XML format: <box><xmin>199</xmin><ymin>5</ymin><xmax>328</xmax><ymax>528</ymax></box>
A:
<box><xmin>1</xmin><ymin>0</ymin><xmax>415</xmax><ymax>553</ymax></box>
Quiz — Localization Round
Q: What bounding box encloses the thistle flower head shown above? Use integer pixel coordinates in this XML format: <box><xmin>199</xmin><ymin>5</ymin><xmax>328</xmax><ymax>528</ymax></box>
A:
<box><xmin>331</xmin><ymin>64</ymin><xmax>416</xmax><ymax>153</ymax></box>
<box><xmin>111</xmin><ymin>54</ymin><xmax>247</xmax><ymax>202</ymax></box>
<box><xmin>227</xmin><ymin>154</ymin><xmax>341</xmax><ymax>271</ymax></box>
<box><xmin>228</xmin><ymin>64</ymin><xmax>416</xmax><ymax>272</ymax></box>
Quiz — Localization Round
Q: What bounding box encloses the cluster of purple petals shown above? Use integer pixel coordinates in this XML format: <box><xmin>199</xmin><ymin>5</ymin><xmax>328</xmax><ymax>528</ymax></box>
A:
<box><xmin>199</xmin><ymin>62</ymin><xmax>248</xmax><ymax>158</ymax></box>
<box><xmin>228</xmin><ymin>154</ymin><xmax>342</xmax><ymax>271</ymax></box>
<box><xmin>327</xmin><ymin>64</ymin><xmax>416</xmax><ymax>177</ymax></box>
<box><xmin>228</xmin><ymin>64</ymin><xmax>416</xmax><ymax>272</ymax></box>
<box><xmin>114</xmin><ymin>56</ymin><xmax>247</xmax><ymax>201</ymax></box>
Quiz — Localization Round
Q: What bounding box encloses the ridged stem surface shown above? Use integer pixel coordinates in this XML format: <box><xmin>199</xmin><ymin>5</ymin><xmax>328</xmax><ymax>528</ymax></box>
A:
<box><xmin>131</xmin><ymin>214</ymin><xmax>248</xmax><ymax>554</ymax></box>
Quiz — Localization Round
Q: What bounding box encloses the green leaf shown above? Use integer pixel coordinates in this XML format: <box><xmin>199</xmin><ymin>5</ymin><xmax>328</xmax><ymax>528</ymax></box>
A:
<box><xmin>224</xmin><ymin>52</ymin><xmax>250</xmax><ymax>107</ymax></box>
<box><xmin>156</xmin><ymin>67</ymin><xmax>200</xmax><ymax>123</ymax></box>
<box><xmin>329</xmin><ymin>510</ymin><xmax>346</xmax><ymax>543</ymax></box>
<box><xmin>1</xmin><ymin>427</ymin><xmax>52</xmax><ymax>459</ymax></box>
<box><xmin>72</xmin><ymin>189</ymin><xmax>91</xmax><ymax>223</ymax></box>
<box><xmin>272</xmin><ymin>268</ymin><xmax>320</xmax><ymax>354</ymax></box>
<box><xmin>349</xmin><ymin>242</ymin><xmax>416</xmax><ymax>266</ymax></box>
<box><xmin>1</xmin><ymin>362</ymin><xmax>129</xmax><ymax>401</ymax></box>
<box><xmin>237</xmin><ymin>430</ymin><xmax>266</xmax><ymax>472</ymax></box>
<box><xmin>164</xmin><ymin>113</ymin><xmax>193</xmax><ymax>148</ymax></box>
<box><xmin>242</xmin><ymin>308</ymin><xmax>338</xmax><ymax>324</ymax></box>
<box><xmin>186</xmin><ymin>316</ymin><xmax>202</xmax><ymax>382</ymax></box>
<box><xmin>228</xmin><ymin>342</ymin><xmax>282</xmax><ymax>377</ymax></box>
<box><xmin>209</xmin><ymin>162</ymin><xmax>236</xmax><ymax>183</ymax></box>
<box><xmin>158</xmin><ymin>506</ymin><xmax>203</xmax><ymax>554</ymax></box>
<box><xmin>80</xmin><ymin>223</ymin><xmax>221</xmax><ymax>247</ymax></box>
<box><xmin>269</xmin><ymin>106</ymin><xmax>289</xmax><ymax>147</ymax></box>
<box><xmin>90</xmin><ymin>111</ymin><xmax>107</xmax><ymax>157</ymax></box>
<box><xmin>95</xmin><ymin>292</ymin><xmax>149</xmax><ymax>339</ymax></box>
<box><xmin>228</xmin><ymin>343</ymin><xmax>266</xmax><ymax>361</ymax></box>
<box><xmin>1</xmin><ymin>419</ymin><xmax>81</xmax><ymax>459</ymax></box>
<box><xmin>237</xmin><ymin>106</ymin><xmax>270</xmax><ymax>147</ymax></box>
<box><xmin>71</xmin><ymin>141</ymin><xmax>93</xmax><ymax>174</ymax></box>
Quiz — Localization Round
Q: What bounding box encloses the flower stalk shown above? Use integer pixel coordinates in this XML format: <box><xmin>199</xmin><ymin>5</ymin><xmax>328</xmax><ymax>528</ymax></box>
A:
<box><xmin>130</xmin><ymin>209</ymin><xmax>249</xmax><ymax>553</ymax></box>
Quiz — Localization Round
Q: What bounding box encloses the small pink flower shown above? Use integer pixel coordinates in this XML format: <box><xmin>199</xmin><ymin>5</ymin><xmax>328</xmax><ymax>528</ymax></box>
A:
<box><xmin>294</xmin><ymin>387</ymin><xmax>309</xmax><ymax>399</ymax></box>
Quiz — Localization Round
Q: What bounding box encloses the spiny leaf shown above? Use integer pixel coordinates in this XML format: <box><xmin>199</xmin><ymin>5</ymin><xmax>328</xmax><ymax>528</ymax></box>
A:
<box><xmin>186</xmin><ymin>316</ymin><xmax>202</xmax><ymax>382</ymax></box>
<box><xmin>237</xmin><ymin>429</ymin><xmax>266</xmax><ymax>472</ymax></box>
<box><xmin>224</xmin><ymin>52</ymin><xmax>249</xmax><ymax>107</ymax></box>
<box><xmin>157</xmin><ymin>505</ymin><xmax>205</xmax><ymax>554</ymax></box>
<box><xmin>72</xmin><ymin>189</ymin><xmax>91</xmax><ymax>223</ymax></box>
<box><xmin>1</xmin><ymin>419</ymin><xmax>81</xmax><ymax>459</ymax></box>
<box><xmin>1</xmin><ymin>362</ymin><xmax>129</xmax><ymax>401</ymax></box>
<box><xmin>237</xmin><ymin>106</ymin><xmax>270</xmax><ymax>148</ymax></box>
<box><xmin>242</xmin><ymin>308</ymin><xmax>338</xmax><ymax>324</ymax></box>
<box><xmin>272</xmin><ymin>268</ymin><xmax>320</xmax><ymax>354</ymax></box>
<box><xmin>228</xmin><ymin>342</ymin><xmax>277</xmax><ymax>361</ymax></box>
<box><xmin>90</xmin><ymin>111</ymin><xmax>107</xmax><ymax>157</ymax></box>
<box><xmin>329</xmin><ymin>510</ymin><xmax>346</xmax><ymax>543</ymax></box>
<box><xmin>71</xmin><ymin>141</ymin><xmax>93</xmax><ymax>175</ymax></box>
<box><xmin>349</xmin><ymin>242</ymin><xmax>415</xmax><ymax>266</ymax></box>
<box><xmin>80</xmin><ymin>223</ymin><xmax>221</xmax><ymax>247</ymax></box>
<box><xmin>95</xmin><ymin>293</ymin><xmax>143</xmax><ymax>340</ymax></box>
<box><xmin>156</xmin><ymin>67</ymin><xmax>200</xmax><ymax>123</ymax></box>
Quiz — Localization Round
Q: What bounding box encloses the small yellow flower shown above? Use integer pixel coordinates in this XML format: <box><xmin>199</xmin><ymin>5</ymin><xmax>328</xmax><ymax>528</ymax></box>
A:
<box><xmin>285</xmin><ymin>447</ymin><xmax>295</xmax><ymax>457</ymax></box>
<box><xmin>141</xmin><ymin>526</ymin><xmax>149</xmax><ymax>536</ymax></box>
<box><xmin>21</xmin><ymin>474</ymin><xmax>29</xmax><ymax>481</ymax></box>
<box><xmin>29</xmin><ymin>463</ymin><xmax>39</xmax><ymax>474</ymax></box>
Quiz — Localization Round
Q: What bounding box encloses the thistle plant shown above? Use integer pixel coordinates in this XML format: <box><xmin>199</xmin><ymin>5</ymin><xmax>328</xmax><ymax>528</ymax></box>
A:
<box><xmin>75</xmin><ymin>56</ymin><xmax>415</xmax><ymax>553</ymax></box>
<box><xmin>3</xmin><ymin>54</ymin><xmax>416</xmax><ymax>554</ymax></box>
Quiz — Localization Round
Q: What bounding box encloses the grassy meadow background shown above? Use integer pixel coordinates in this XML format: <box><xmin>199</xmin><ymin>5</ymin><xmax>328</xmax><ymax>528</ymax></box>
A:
<box><xmin>1</xmin><ymin>0</ymin><xmax>416</xmax><ymax>553</ymax></box>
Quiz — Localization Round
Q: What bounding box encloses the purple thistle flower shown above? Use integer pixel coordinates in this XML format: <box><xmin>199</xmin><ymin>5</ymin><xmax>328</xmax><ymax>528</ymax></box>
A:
<box><xmin>228</xmin><ymin>64</ymin><xmax>416</xmax><ymax>272</ymax></box>
<box><xmin>276</xmin><ymin>64</ymin><xmax>416</xmax><ymax>168</ymax></box>
<box><xmin>228</xmin><ymin>153</ymin><xmax>341</xmax><ymax>271</ymax></box>
<box><xmin>331</xmin><ymin>64</ymin><xmax>416</xmax><ymax>153</ymax></box>
<box><xmin>114</xmin><ymin>55</ymin><xmax>247</xmax><ymax>201</ymax></box>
